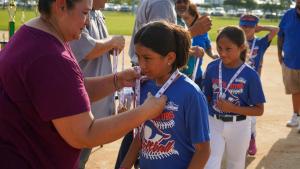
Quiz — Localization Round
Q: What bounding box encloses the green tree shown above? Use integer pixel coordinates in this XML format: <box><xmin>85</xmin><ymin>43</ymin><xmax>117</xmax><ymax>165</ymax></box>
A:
<box><xmin>244</xmin><ymin>0</ymin><xmax>257</xmax><ymax>10</ymax></box>
<box><xmin>279</xmin><ymin>0</ymin><xmax>292</xmax><ymax>10</ymax></box>
<box><xmin>224</xmin><ymin>0</ymin><xmax>243</xmax><ymax>7</ymax></box>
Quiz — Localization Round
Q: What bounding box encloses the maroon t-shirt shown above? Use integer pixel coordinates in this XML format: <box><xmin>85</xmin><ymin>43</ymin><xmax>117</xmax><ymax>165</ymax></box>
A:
<box><xmin>0</xmin><ymin>25</ymin><xmax>91</xmax><ymax>169</ymax></box>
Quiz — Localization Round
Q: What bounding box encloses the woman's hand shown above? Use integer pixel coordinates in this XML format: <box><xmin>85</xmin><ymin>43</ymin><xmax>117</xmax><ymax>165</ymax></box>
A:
<box><xmin>190</xmin><ymin>46</ymin><xmax>205</xmax><ymax>58</ymax></box>
<box><xmin>117</xmin><ymin>68</ymin><xmax>140</xmax><ymax>89</ymax></box>
<box><xmin>140</xmin><ymin>92</ymin><xmax>167</xmax><ymax>120</ymax></box>
<box><xmin>111</xmin><ymin>35</ymin><xmax>125</xmax><ymax>51</ymax></box>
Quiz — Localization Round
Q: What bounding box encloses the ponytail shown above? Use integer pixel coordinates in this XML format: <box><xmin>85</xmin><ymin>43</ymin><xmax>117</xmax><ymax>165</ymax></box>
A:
<box><xmin>240</xmin><ymin>49</ymin><xmax>247</xmax><ymax>62</ymax></box>
<box><xmin>172</xmin><ymin>24</ymin><xmax>191</xmax><ymax>70</ymax></box>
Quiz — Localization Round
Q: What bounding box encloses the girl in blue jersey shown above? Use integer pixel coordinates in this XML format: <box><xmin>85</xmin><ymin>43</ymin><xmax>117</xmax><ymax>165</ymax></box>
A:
<box><xmin>119</xmin><ymin>21</ymin><xmax>210</xmax><ymax>169</ymax></box>
<box><xmin>239</xmin><ymin>14</ymin><xmax>279</xmax><ymax>156</ymax></box>
<box><xmin>202</xmin><ymin>26</ymin><xmax>265</xmax><ymax>169</ymax></box>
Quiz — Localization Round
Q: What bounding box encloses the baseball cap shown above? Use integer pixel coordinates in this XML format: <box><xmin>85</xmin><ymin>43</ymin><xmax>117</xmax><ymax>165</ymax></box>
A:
<box><xmin>239</xmin><ymin>14</ymin><xmax>259</xmax><ymax>27</ymax></box>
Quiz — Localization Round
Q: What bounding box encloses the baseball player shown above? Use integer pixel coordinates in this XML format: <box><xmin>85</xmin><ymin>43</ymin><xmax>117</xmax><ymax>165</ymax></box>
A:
<box><xmin>203</xmin><ymin>26</ymin><xmax>265</xmax><ymax>169</ymax></box>
<box><xmin>239</xmin><ymin>14</ymin><xmax>278</xmax><ymax>156</ymax></box>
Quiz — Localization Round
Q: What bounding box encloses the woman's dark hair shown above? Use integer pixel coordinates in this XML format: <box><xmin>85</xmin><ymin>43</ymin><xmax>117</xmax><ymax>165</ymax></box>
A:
<box><xmin>38</xmin><ymin>0</ymin><xmax>81</xmax><ymax>16</ymax></box>
<box><xmin>134</xmin><ymin>21</ymin><xmax>191</xmax><ymax>71</ymax></box>
<box><xmin>216</xmin><ymin>26</ymin><xmax>248</xmax><ymax>62</ymax></box>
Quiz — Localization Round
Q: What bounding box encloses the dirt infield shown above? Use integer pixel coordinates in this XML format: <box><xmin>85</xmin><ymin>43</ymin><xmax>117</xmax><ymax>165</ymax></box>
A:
<box><xmin>85</xmin><ymin>36</ymin><xmax>300</xmax><ymax>169</ymax></box>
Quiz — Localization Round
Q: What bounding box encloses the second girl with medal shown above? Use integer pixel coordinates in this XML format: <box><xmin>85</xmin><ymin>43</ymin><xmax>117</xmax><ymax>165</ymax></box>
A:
<box><xmin>202</xmin><ymin>26</ymin><xmax>266</xmax><ymax>169</ymax></box>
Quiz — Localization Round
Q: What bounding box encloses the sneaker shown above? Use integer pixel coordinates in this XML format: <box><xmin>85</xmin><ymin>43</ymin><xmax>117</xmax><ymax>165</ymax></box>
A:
<box><xmin>286</xmin><ymin>113</ymin><xmax>299</xmax><ymax>127</ymax></box>
<box><xmin>248</xmin><ymin>136</ymin><xmax>257</xmax><ymax>156</ymax></box>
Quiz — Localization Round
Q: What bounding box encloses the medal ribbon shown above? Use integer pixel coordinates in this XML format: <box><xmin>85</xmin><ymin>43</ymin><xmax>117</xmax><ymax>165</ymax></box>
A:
<box><xmin>218</xmin><ymin>60</ymin><xmax>246</xmax><ymax>98</ymax></box>
<box><xmin>249</xmin><ymin>38</ymin><xmax>257</xmax><ymax>59</ymax></box>
<box><xmin>191</xmin><ymin>57</ymin><xmax>200</xmax><ymax>81</ymax></box>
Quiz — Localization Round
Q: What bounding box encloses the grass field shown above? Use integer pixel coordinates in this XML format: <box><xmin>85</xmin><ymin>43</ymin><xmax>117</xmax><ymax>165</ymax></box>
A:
<box><xmin>0</xmin><ymin>9</ymin><xmax>280</xmax><ymax>44</ymax></box>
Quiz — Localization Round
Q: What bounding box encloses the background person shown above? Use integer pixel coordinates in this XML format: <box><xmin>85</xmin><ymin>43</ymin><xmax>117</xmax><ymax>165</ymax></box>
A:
<box><xmin>239</xmin><ymin>14</ymin><xmax>278</xmax><ymax>156</ymax></box>
<box><xmin>69</xmin><ymin>0</ymin><xmax>125</xmax><ymax>167</ymax></box>
<box><xmin>277</xmin><ymin>0</ymin><xmax>300</xmax><ymax>132</ymax></box>
<box><xmin>0</xmin><ymin>0</ymin><xmax>166</xmax><ymax>168</ymax></box>
<box><xmin>181</xmin><ymin>3</ymin><xmax>218</xmax><ymax>86</ymax></box>
<box><xmin>203</xmin><ymin>26</ymin><xmax>265</xmax><ymax>169</ymax></box>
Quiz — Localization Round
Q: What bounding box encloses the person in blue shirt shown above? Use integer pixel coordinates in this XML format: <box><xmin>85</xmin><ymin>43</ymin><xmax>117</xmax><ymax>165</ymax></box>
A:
<box><xmin>202</xmin><ymin>26</ymin><xmax>265</xmax><ymax>169</ymax></box>
<box><xmin>239</xmin><ymin>14</ymin><xmax>278</xmax><ymax>156</ymax></box>
<box><xmin>181</xmin><ymin>3</ymin><xmax>218</xmax><ymax>86</ymax></box>
<box><xmin>120</xmin><ymin>21</ymin><xmax>210</xmax><ymax>169</ymax></box>
<box><xmin>278</xmin><ymin>0</ymin><xmax>300</xmax><ymax>133</ymax></box>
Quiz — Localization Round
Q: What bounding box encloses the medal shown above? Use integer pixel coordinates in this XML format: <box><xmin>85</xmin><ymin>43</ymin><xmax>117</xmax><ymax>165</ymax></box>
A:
<box><xmin>220</xmin><ymin>93</ymin><xmax>226</xmax><ymax>99</ymax></box>
<box><xmin>217</xmin><ymin>60</ymin><xmax>246</xmax><ymax>113</ymax></box>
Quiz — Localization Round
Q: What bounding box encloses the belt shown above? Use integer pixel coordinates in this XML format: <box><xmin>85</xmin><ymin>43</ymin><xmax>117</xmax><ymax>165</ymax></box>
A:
<box><xmin>211</xmin><ymin>114</ymin><xmax>246</xmax><ymax>122</ymax></box>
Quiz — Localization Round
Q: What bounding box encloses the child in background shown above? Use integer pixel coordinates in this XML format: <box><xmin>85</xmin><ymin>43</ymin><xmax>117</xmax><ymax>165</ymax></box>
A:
<box><xmin>239</xmin><ymin>14</ymin><xmax>279</xmax><ymax>156</ymax></box>
<box><xmin>181</xmin><ymin>3</ymin><xmax>218</xmax><ymax>86</ymax></box>
<box><xmin>202</xmin><ymin>26</ymin><xmax>265</xmax><ymax>169</ymax></box>
<box><xmin>120</xmin><ymin>21</ymin><xmax>210</xmax><ymax>169</ymax></box>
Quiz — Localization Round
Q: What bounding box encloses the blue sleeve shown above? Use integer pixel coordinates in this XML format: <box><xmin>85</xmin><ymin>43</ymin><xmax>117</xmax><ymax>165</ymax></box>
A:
<box><xmin>260</xmin><ymin>35</ymin><xmax>271</xmax><ymax>51</ymax></box>
<box><xmin>247</xmin><ymin>72</ymin><xmax>266</xmax><ymax>105</ymax></box>
<box><xmin>205</xmin><ymin>34</ymin><xmax>212</xmax><ymax>49</ymax></box>
<box><xmin>185</xmin><ymin>90</ymin><xmax>210</xmax><ymax>144</ymax></box>
<box><xmin>202</xmin><ymin>65</ymin><xmax>213</xmax><ymax>99</ymax></box>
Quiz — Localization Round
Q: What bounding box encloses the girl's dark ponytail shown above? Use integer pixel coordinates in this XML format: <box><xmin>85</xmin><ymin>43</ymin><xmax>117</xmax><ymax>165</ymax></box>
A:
<box><xmin>172</xmin><ymin>25</ymin><xmax>191</xmax><ymax>70</ymax></box>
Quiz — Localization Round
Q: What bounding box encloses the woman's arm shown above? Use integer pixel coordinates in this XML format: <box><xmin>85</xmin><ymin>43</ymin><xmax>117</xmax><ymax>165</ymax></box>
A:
<box><xmin>52</xmin><ymin>93</ymin><xmax>167</xmax><ymax>149</ymax></box>
<box><xmin>216</xmin><ymin>100</ymin><xmax>264</xmax><ymax>116</ymax></box>
<box><xmin>84</xmin><ymin>68</ymin><xmax>137</xmax><ymax>102</ymax></box>
<box><xmin>188</xmin><ymin>142</ymin><xmax>210</xmax><ymax>169</ymax></box>
<box><xmin>119</xmin><ymin>136</ymin><xmax>142</xmax><ymax>169</ymax></box>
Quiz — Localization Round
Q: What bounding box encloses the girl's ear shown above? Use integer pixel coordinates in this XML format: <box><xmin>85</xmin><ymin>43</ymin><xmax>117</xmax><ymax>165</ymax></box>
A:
<box><xmin>166</xmin><ymin>51</ymin><xmax>176</xmax><ymax>66</ymax></box>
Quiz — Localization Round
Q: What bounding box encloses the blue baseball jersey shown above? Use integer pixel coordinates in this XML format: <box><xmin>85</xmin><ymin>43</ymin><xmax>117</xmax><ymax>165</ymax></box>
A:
<box><xmin>248</xmin><ymin>36</ymin><xmax>271</xmax><ymax>72</ymax></box>
<box><xmin>181</xmin><ymin>33</ymin><xmax>212</xmax><ymax>78</ymax></box>
<box><xmin>278</xmin><ymin>8</ymin><xmax>300</xmax><ymax>69</ymax></box>
<box><xmin>139</xmin><ymin>75</ymin><xmax>210</xmax><ymax>169</ymax></box>
<box><xmin>202</xmin><ymin>59</ymin><xmax>266</xmax><ymax>116</ymax></box>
